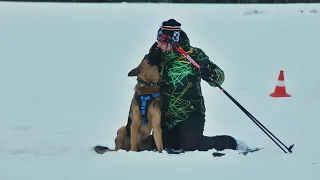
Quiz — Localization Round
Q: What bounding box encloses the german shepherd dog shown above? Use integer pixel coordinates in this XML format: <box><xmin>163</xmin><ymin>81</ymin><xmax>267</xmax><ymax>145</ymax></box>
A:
<box><xmin>94</xmin><ymin>56</ymin><xmax>163</xmax><ymax>154</ymax></box>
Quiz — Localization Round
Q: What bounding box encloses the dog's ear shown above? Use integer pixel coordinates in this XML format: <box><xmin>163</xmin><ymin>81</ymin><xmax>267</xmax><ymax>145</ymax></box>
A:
<box><xmin>128</xmin><ymin>67</ymin><xmax>138</xmax><ymax>77</ymax></box>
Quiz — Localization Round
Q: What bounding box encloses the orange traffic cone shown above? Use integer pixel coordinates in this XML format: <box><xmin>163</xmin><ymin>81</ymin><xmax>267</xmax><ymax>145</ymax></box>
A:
<box><xmin>270</xmin><ymin>70</ymin><xmax>291</xmax><ymax>98</ymax></box>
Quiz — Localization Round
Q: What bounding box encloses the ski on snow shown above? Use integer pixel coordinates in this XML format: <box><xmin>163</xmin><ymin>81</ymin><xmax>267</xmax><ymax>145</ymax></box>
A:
<box><xmin>93</xmin><ymin>145</ymin><xmax>264</xmax><ymax>157</ymax></box>
<box><xmin>212</xmin><ymin>147</ymin><xmax>264</xmax><ymax>157</ymax></box>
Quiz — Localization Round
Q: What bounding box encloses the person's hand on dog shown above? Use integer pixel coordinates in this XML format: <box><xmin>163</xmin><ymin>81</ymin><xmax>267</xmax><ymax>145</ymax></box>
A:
<box><xmin>147</xmin><ymin>42</ymin><xmax>162</xmax><ymax>67</ymax></box>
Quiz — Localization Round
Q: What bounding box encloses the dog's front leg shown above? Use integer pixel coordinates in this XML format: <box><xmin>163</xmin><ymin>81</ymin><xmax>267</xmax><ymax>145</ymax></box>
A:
<box><xmin>130</xmin><ymin>103</ymin><xmax>141</xmax><ymax>152</ymax></box>
<box><xmin>153</xmin><ymin>123</ymin><xmax>163</xmax><ymax>153</ymax></box>
<box><xmin>130</xmin><ymin>122</ymin><xmax>139</xmax><ymax>152</ymax></box>
<box><xmin>150</xmin><ymin>109</ymin><xmax>163</xmax><ymax>153</ymax></box>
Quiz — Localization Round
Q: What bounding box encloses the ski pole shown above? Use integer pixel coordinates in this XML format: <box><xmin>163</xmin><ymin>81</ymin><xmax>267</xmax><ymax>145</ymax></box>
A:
<box><xmin>170</xmin><ymin>40</ymin><xmax>294</xmax><ymax>153</ymax></box>
<box><xmin>213</xmin><ymin>83</ymin><xmax>294</xmax><ymax>153</ymax></box>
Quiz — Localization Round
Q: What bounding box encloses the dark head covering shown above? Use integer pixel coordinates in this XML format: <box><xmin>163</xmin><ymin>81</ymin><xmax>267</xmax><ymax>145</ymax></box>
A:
<box><xmin>157</xmin><ymin>19</ymin><xmax>182</xmax><ymax>43</ymax></box>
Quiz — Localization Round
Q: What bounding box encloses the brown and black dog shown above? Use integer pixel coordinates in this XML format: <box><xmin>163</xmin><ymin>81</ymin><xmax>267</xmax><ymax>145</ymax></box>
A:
<box><xmin>94</xmin><ymin>56</ymin><xmax>163</xmax><ymax>154</ymax></box>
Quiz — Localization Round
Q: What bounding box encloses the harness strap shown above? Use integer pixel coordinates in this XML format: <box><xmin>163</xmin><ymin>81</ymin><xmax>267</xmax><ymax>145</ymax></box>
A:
<box><xmin>138</xmin><ymin>92</ymin><xmax>161</xmax><ymax>125</ymax></box>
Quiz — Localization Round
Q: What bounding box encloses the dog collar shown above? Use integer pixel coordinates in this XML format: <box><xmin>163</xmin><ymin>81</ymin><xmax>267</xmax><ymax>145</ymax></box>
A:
<box><xmin>137</xmin><ymin>78</ymin><xmax>160</xmax><ymax>87</ymax></box>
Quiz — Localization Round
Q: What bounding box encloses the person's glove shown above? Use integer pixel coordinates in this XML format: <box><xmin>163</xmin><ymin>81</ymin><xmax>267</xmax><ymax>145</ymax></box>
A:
<box><xmin>147</xmin><ymin>42</ymin><xmax>162</xmax><ymax>67</ymax></box>
<box><xmin>199</xmin><ymin>66</ymin><xmax>218</xmax><ymax>83</ymax></box>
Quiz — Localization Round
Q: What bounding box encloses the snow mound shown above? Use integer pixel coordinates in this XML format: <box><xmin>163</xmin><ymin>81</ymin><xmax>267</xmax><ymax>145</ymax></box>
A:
<box><xmin>299</xmin><ymin>8</ymin><xmax>318</xmax><ymax>13</ymax></box>
<box><xmin>243</xmin><ymin>8</ymin><xmax>263</xmax><ymax>15</ymax></box>
<box><xmin>309</xmin><ymin>8</ymin><xmax>318</xmax><ymax>13</ymax></box>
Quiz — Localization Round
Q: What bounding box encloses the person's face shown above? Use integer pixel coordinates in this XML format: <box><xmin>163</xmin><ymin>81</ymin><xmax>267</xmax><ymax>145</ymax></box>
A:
<box><xmin>157</xmin><ymin>40</ymin><xmax>173</xmax><ymax>53</ymax></box>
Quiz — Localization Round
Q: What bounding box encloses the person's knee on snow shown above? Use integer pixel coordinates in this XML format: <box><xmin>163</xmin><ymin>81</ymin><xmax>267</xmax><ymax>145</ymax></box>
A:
<box><xmin>212</xmin><ymin>135</ymin><xmax>238</xmax><ymax>151</ymax></box>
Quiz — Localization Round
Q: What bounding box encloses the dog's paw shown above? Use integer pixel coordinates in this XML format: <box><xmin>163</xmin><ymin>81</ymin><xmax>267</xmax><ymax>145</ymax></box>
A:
<box><xmin>93</xmin><ymin>145</ymin><xmax>109</xmax><ymax>154</ymax></box>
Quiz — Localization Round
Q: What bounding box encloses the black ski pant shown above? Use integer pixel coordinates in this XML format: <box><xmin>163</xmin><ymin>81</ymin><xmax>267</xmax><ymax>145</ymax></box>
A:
<box><xmin>155</xmin><ymin>113</ymin><xmax>237</xmax><ymax>151</ymax></box>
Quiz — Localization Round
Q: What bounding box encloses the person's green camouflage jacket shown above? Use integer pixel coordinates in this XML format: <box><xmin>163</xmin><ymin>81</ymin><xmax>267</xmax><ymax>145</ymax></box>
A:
<box><xmin>157</xmin><ymin>30</ymin><xmax>225</xmax><ymax>130</ymax></box>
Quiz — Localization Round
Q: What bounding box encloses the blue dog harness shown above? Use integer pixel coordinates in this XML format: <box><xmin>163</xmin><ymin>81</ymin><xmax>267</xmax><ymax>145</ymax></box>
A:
<box><xmin>135</xmin><ymin>92</ymin><xmax>161</xmax><ymax>126</ymax></box>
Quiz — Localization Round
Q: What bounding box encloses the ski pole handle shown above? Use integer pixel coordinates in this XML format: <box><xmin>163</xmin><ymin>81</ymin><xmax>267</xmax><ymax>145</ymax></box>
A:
<box><xmin>174</xmin><ymin>46</ymin><xmax>200</xmax><ymax>70</ymax></box>
<box><xmin>170</xmin><ymin>41</ymin><xmax>220</xmax><ymax>88</ymax></box>
<box><xmin>169</xmin><ymin>40</ymin><xmax>200</xmax><ymax>70</ymax></box>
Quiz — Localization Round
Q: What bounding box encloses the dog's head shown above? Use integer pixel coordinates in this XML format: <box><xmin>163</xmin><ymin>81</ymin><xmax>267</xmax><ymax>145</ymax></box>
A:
<box><xmin>128</xmin><ymin>57</ymin><xmax>160</xmax><ymax>83</ymax></box>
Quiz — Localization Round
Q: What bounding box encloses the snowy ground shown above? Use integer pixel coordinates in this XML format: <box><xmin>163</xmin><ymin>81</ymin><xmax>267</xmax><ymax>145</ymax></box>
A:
<box><xmin>0</xmin><ymin>1</ymin><xmax>320</xmax><ymax>180</ymax></box>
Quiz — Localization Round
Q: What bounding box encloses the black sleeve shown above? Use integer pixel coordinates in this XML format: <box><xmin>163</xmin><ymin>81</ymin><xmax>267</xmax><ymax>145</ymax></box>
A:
<box><xmin>190</xmin><ymin>47</ymin><xmax>225</xmax><ymax>87</ymax></box>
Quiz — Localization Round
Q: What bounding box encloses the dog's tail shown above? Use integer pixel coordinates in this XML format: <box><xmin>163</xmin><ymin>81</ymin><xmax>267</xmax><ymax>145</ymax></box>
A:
<box><xmin>94</xmin><ymin>145</ymin><xmax>116</xmax><ymax>154</ymax></box>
